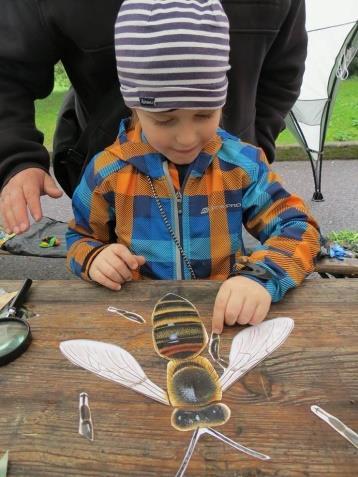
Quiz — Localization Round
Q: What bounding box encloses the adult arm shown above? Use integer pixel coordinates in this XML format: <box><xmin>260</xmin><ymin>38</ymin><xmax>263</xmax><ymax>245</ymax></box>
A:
<box><xmin>255</xmin><ymin>0</ymin><xmax>308</xmax><ymax>162</ymax></box>
<box><xmin>0</xmin><ymin>0</ymin><xmax>61</xmax><ymax>231</ymax></box>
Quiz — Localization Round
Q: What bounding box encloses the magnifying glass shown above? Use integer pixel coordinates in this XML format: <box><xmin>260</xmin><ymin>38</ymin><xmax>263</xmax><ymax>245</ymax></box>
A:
<box><xmin>0</xmin><ymin>278</ymin><xmax>33</xmax><ymax>366</ymax></box>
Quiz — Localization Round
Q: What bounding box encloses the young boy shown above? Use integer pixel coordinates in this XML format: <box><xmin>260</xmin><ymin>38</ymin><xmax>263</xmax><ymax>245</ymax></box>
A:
<box><xmin>66</xmin><ymin>0</ymin><xmax>320</xmax><ymax>333</ymax></box>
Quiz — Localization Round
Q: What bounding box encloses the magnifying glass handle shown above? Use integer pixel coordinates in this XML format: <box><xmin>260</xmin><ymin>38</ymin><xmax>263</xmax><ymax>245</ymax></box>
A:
<box><xmin>8</xmin><ymin>279</ymin><xmax>33</xmax><ymax>315</ymax></box>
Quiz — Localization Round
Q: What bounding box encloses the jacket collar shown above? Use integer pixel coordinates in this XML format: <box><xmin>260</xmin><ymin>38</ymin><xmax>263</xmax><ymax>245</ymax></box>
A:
<box><xmin>106</xmin><ymin>118</ymin><xmax>222</xmax><ymax>179</ymax></box>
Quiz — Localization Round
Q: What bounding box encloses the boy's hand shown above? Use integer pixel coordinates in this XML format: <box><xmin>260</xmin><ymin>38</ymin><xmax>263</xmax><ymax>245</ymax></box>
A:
<box><xmin>89</xmin><ymin>244</ymin><xmax>146</xmax><ymax>290</ymax></box>
<box><xmin>212</xmin><ymin>276</ymin><xmax>272</xmax><ymax>334</ymax></box>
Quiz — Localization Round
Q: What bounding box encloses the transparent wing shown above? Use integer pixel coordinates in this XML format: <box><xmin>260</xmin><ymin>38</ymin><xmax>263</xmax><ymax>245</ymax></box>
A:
<box><xmin>219</xmin><ymin>317</ymin><xmax>294</xmax><ymax>392</ymax></box>
<box><xmin>60</xmin><ymin>339</ymin><xmax>169</xmax><ymax>405</ymax></box>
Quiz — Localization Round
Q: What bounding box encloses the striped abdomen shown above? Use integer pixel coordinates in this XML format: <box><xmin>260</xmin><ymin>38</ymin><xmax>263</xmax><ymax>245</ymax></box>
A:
<box><xmin>152</xmin><ymin>293</ymin><xmax>207</xmax><ymax>359</ymax></box>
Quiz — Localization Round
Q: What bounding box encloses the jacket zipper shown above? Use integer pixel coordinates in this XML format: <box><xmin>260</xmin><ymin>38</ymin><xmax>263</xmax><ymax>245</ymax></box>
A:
<box><xmin>162</xmin><ymin>163</ymin><xmax>183</xmax><ymax>279</ymax></box>
<box><xmin>176</xmin><ymin>190</ymin><xmax>183</xmax><ymax>215</ymax></box>
<box><xmin>146</xmin><ymin>172</ymin><xmax>196</xmax><ymax>280</ymax></box>
<box><xmin>175</xmin><ymin>190</ymin><xmax>184</xmax><ymax>277</ymax></box>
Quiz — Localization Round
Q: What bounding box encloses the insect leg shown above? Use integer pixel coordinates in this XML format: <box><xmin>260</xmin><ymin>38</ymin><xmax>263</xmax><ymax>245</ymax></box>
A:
<box><xmin>175</xmin><ymin>428</ymin><xmax>202</xmax><ymax>477</ymax></box>
<box><xmin>206</xmin><ymin>427</ymin><xmax>270</xmax><ymax>460</ymax></box>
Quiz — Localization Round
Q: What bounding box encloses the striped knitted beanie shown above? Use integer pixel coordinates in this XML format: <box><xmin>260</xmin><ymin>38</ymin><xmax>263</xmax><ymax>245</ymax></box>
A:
<box><xmin>114</xmin><ymin>0</ymin><xmax>230</xmax><ymax>111</ymax></box>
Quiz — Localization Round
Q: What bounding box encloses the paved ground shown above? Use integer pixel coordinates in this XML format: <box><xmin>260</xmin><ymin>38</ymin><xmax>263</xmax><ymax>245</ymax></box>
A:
<box><xmin>1</xmin><ymin>159</ymin><xmax>357</xmax><ymax>279</ymax></box>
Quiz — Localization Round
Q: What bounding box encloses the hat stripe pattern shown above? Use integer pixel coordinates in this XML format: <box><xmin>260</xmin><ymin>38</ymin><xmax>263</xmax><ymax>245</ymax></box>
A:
<box><xmin>115</xmin><ymin>0</ymin><xmax>230</xmax><ymax>111</ymax></box>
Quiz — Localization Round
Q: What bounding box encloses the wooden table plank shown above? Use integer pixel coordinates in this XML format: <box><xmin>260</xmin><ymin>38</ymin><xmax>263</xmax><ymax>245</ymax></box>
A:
<box><xmin>0</xmin><ymin>279</ymin><xmax>357</xmax><ymax>477</ymax></box>
<box><xmin>315</xmin><ymin>257</ymin><xmax>358</xmax><ymax>277</ymax></box>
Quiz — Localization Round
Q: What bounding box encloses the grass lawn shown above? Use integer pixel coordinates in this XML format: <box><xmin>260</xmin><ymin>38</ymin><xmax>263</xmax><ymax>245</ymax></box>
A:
<box><xmin>277</xmin><ymin>76</ymin><xmax>358</xmax><ymax>145</ymax></box>
<box><xmin>327</xmin><ymin>230</ymin><xmax>358</xmax><ymax>257</ymax></box>
<box><xmin>35</xmin><ymin>91</ymin><xmax>66</xmax><ymax>150</ymax></box>
<box><xmin>35</xmin><ymin>77</ymin><xmax>358</xmax><ymax>150</ymax></box>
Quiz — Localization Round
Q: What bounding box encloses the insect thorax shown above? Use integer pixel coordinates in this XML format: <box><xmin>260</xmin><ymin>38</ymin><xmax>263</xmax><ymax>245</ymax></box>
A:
<box><xmin>167</xmin><ymin>355</ymin><xmax>222</xmax><ymax>407</ymax></box>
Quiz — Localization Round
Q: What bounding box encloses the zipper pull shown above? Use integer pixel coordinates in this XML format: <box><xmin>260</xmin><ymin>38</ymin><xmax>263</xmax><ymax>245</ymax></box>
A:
<box><xmin>176</xmin><ymin>191</ymin><xmax>183</xmax><ymax>215</ymax></box>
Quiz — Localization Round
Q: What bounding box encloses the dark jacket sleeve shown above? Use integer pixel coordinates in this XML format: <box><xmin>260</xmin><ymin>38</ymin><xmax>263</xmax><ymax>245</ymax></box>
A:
<box><xmin>255</xmin><ymin>0</ymin><xmax>307</xmax><ymax>163</ymax></box>
<box><xmin>0</xmin><ymin>0</ymin><xmax>58</xmax><ymax>190</ymax></box>
<box><xmin>223</xmin><ymin>0</ymin><xmax>307</xmax><ymax>163</ymax></box>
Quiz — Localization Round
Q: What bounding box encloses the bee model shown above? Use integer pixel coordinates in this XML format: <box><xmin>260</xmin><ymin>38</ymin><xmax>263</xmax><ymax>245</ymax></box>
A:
<box><xmin>152</xmin><ymin>293</ymin><xmax>230</xmax><ymax>432</ymax></box>
<box><xmin>60</xmin><ymin>293</ymin><xmax>294</xmax><ymax>476</ymax></box>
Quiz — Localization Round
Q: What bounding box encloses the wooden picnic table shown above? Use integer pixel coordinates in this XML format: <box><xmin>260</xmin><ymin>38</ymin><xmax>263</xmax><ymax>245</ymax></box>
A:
<box><xmin>0</xmin><ymin>279</ymin><xmax>357</xmax><ymax>477</ymax></box>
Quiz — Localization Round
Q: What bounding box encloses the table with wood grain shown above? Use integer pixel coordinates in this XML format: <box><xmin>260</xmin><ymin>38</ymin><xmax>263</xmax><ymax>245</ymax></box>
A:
<box><xmin>0</xmin><ymin>279</ymin><xmax>357</xmax><ymax>477</ymax></box>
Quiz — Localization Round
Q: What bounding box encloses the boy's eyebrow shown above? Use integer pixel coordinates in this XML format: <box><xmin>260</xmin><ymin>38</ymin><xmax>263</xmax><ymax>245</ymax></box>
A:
<box><xmin>147</xmin><ymin>109</ymin><xmax>216</xmax><ymax>117</ymax></box>
<box><xmin>145</xmin><ymin>110</ymin><xmax>175</xmax><ymax>117</ymax></box>
<box><xmin>156</xmin><ymin>109</ymin><xmax>176</xmax><ymax>116</ymax></box>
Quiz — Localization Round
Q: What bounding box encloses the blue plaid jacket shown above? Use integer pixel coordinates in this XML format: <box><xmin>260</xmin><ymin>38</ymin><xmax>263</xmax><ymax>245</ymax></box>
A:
<box><xmin>66</xmin><ymin>118</ymin><xmax>320</xmax><ymax>301</ymax></box>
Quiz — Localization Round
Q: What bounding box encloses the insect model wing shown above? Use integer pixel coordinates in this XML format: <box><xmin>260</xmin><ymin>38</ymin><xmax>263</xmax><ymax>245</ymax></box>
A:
<box><xmin>60</xmin><ymin>340</ymin><xmax>169</xmax><ymax>405</ymax></box>
<box><xmin>219</xmin><ymin>317</ymin><xmax>294</xmax><ymax>392</ymax></box>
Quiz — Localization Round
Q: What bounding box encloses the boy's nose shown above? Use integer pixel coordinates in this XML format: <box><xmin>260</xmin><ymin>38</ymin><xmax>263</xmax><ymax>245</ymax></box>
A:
<box><xmin>175</xmin><ymin>127</ymin><xmax>197</xmax><ymax>147</ymax></box>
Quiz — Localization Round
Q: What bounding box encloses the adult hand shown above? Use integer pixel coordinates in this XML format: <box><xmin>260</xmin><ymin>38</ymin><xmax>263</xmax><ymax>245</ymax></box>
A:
<box><xmin>212</xmin><ymin>275</ymin><xmax>272</xmax><ymax>334</ymax></box>
<box><xmin>89</xmin><ymin>244</ymin><xmax>146</xmax><ymax>290</ymax></box>
<box><xmin>0</xmin><ymin>168</ymin><xmax>63</xmax><ymax>234</ymax></box>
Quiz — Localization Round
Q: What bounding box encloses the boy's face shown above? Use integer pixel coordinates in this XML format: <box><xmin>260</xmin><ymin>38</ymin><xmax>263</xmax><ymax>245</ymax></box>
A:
<box><xmin>134</xmin><ymin>108</ymin><xmax>221</xmax><ymax>165</ymax></box>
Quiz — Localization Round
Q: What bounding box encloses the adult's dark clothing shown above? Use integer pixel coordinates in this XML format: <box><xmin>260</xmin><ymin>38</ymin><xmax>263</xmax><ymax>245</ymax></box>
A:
<box><xmin>0</xmin><ymin>0</ymin><xmax>307</xmax><ymax>195</ymax></box>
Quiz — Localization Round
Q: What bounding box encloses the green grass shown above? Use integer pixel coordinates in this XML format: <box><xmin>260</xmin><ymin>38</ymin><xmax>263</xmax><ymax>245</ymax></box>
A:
<box><xmin>277</xmin><ymin>77</ymin><xmax>358</xmax><ymax>145</ymax></box>
<box><xmin>35</xmin><ymin>77</ymin><xmax>358</xmax><ymax>150</ymax></box>
<box><xmin>35</xmin><ymin>91</ymin><xmax>66</xmax><ymax>150</ymax></box>
<box><xmin>327</xmin><ymin>230</ymin><xmax>358</xmax><ymax>257</ymax></box>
